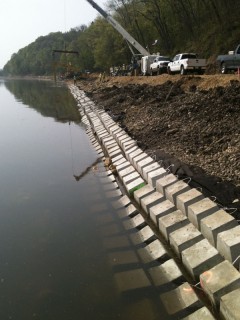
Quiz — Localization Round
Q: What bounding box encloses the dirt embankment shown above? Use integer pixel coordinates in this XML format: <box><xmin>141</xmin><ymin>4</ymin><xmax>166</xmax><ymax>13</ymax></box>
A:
<box><xmin>77</xmin><ymin>74</ymin><xmax>240</xmax><ymax>219</ymax></box>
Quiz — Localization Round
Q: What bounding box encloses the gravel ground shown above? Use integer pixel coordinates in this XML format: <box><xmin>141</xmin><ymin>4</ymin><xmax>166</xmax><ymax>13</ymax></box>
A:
<box><xmin>76</xmin><ymin>74</ymin><xmax>240</xmax><ymax>220</ymax></box>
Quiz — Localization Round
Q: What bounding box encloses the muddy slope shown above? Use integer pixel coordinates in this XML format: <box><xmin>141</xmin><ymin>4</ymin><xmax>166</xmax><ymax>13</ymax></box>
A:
<box><xmin>77</xmin><ymin>75</ymin><xmax>240</xmax><ymax>219</ymax></box>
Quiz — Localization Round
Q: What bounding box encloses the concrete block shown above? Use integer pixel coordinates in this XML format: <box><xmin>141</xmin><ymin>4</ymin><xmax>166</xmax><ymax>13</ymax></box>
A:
<box><xmin>200</xmin><ymin>260</ymin><xmax>240</xmax><ymax>309</ymax></box>
<box><xmin>156</xmin><ymin>174</ymin><xmax>178</xmax><ymax>195</ymax></box>
<box><xmin>111</xmin><ymin>126</ymin><xmax>126</xmax><ymax>134</ymax></box>
<box><xmin>111</xmin><ymin>129</ymin><xmax>123</xmax><ymax>139</ymax></box>
<box><xmin>116</xmin><ymin>161</ymin><xmax>131</xmax><ymax>172</ymax></box>
<box><xmin>176</xmin><ymin>189</ymin><xmax>204</xmax><ymax>215</ymax></box>
<box><xmin>94</xmin><ymin>146</ymin><xmax>102</xmax><ymax>153</ymax></box>
<box><xmin>109</xmin><ymin>125</ymin><xmax>120</xmax><ymax>134</ymax></box>
<box><xmin>118</xmin><ymin>165</ymin><xmax>135</xmax><ymax>180</ymax></box>
<box><xmin>115</xmin><ymin>132</ymin><xmax>127</xmax><ymax>144</ymax></box>
<box><xmin>149</xmin><ymin>259</ymin><xmax>183</xmax><ymax>286</ymax></box>
<box><xmin>149</xmin><ymin>199</ymin><xmax>176</xmax><ymax>226</ymax></box>
<box><xmin>104</xmin><ymin>139</ymin><xmax>118</xmax><ymax>148</ymax></box>
<box><xmin>113</xmin><ymin>157</ymin><xmax>126</xmax><ymax>166</ymax></box>
<box><xmin>122</xmin><ymin>139</ymin><xmax>137</xmax><ymax>151</ymax></box>
<box><xmin>113</xmin><ymin>128</ymin><xmax>125</xmax><ymax>137</ymax></box>
<box><xmin>117</xmin><ymin>204</ymin><xmax>138</xmax><ymax>219</ymax></box>
<box><xmin>181</xmin><ymin>239</ymin><xmax>223</xmax><ymax>280</ymax></box>
<box><xmin>103</xmin><ymin>181</ymin><xmax>119</xmax><ymax>191</ymax></box>
<box><xmin>99</xmin><ymin>173</ymin><xmax>116</xmax><ymax>183</ymax></box>
<box><xmin>123</xmin><ymin>213</ymin><xmax>146</xmax><ymax>230</ymax></box>
<box><xmin>103</xmin><ymin>117</ymin><xmax>114</xmax><ymax>124</ymax></box>
<box><xmin>125</xmin><ymin>146</ymin><xmax>140</xmax><ymax>161</ymax></box>
<box><xmin>123</xmin><ymin>142</ymin><xmax>137</xmax><ymax>152</ymax></box>
<box><xmin>105</xmin><ymin>189</ymin><xmax>122</xmax><ymax>199</ymax></box>
<box><xmin>132</xmin><ymin>152</ymin><xmax>148</xmax><ymax>169</ymax></box>
<box><xmin>134</xmin><ymin>185</ymin><xmax>155</xmax><ymax>205</ymax></box>
<box><xmin>200</xmin><ymin>209</ymin><xmax>238</xmax><ymax>246</ymax></box>
<box><xmin>112</xmin><ymin>195</ymin><xmax>131</xmax><ymax>209</ymax></box>
<box><xmin>140</xmin><ymin>192</ymin><xmax>165</xmax><ymax>215</ymax></box>
<box><xmin>114</xmin><ymin>269</ymin><xmax>151</xmax><ymax>293</ymax></box>
<box><xmin>97</xmin><ymin>132</ymin><xmax>109</xmax><ymax>140</ymax></box>
<box><xmin>97</xmin><ymin>150</ymin><xmax>104</xmax><ymax>157</ymax></box>
<box><xmin>136</xmin><ymin>156</ymin><xmax>154</xmax><ymax>175</ymax></box>
<box><xmin>111</xmin><ymin>154</ymin><xmax>123</xmax><ymax>164</ymax></box>
<box><xmin>123</xmin><ymin>171</ymin><xmax>140</xmax><ymax>185</ymax></box>
<box><xmin>92</xmin><ymin>141</ymin><xmax>100</xmax><ymax>148</ymax></box>
<box><xmin>181</xmin><ymin>307</ymin><xmax>216</xmax><ymax>320</ymax></box>
<box><xmin>137</xmin><ymin>239</ymin><xmax>168</xmax><ymax>263</ymax></box>
<box><xmin>124</xmin><ymin>177</ymin><xmax>145</xmax><ymax>196</ymax></box>
<box><xmin>217</xmin><ymin>225</ymin><xmax>240</xmax><ymax>264</ymax></box>
<box><xmin>188</xmin><ymin>198</ymin><xmax>219</xmax><ymax>229</ymax></box>
<box><xmin>117</xmin><ymin>133</ymin><xmax>129</xmax><ymax>143</ymax></box>
<box><xmin>165</xmin><ymin>180</ymin><xmax>191</xmax><ymax>205</ymax></box>
<box><xmin>106</xmin><ymin>144</ymin><xmax>119</xmax><ymax>154</ymax></box>
<box><xmin>169</xmin><ymin>223</ymin><xmax>204</xmax><ymax>259</ymax></box>
<box><xmin>142</xmin><ymin>162</ymin><xmax>161</xmax><ymax>181</ymax></box>
<box><xmin>128</xmin><ymin>150</ymin><xmax>145</xmax><ymax>166</ymax></box>
<box><xmin>220</xmin><ymin>288</ymin><xmax>240</xmax><ymax>320</ymax></box>
<box><xmin>147</xmin><ymin>168</ymin><xmax>167</xmax><ymax>188</ymax></box>
<box><xmin>102</xmin><ymin>136</ymin><xmax>114</xmax><ymax>146</ymax></box>
<box><xmin>108</xmin><ymin>147</ymin><xmax>122</xmax><ymax>158</ymax></box>
<box><xmin>105</xmin><ymin>169</ymin><xmax>116</xmax><ymax>177</ymax></box>
<box><xmin>158</xmin><ymin>210</ymin><xmax>189</xmax><ymax>241</ymax></box>
<box><xmin>118</xmin><ymin>135</ymin><xmax>131</xmax><ymax>148</ymax></box>
<box><xmin>130</xmin><ymin>226</ymin><xmax>156</xmax><ymax>245</ymax></box>
<box><xmin>160</xmin><ymin>282</ymin><xmax>202</xmax><ymax>316</ymax></box>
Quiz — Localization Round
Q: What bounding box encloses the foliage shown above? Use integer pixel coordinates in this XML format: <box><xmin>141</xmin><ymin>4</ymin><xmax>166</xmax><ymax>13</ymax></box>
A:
<box><xmin>5</xmin><ymin>79</ymin><xmax>81</xmax><ymax>122</ymax></box>
<box><xmin>3</xmin><ymin>0</ymin><xmax>240</xmax><ymax>76</ymax></box>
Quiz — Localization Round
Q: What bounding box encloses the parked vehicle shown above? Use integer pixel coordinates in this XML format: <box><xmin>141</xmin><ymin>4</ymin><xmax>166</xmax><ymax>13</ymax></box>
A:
<box><xmin>86</xmin><ymin>0</ymin><xmax>160</xmax><ymax>77</ymax></box>
<box><xmin>141</xmin><ymin>55</ymin><xmax>158</xmax><ymax>76</ymax></box>
<box><xmin>216</xmin><ymin>44</ymin><xmax>240</xmax><ymax>74</ymax></box>
<box><xmin>167</xmin><ymin>53</ymin><xmax>206</xmax><ymax>75</ymax></box>
<box><xmin>149</xmin><ymin>56</ymin><xmax>171</xmax><ymax>75</ymax></box>
<box><xmin>86</xmin><ymin>0</ymin><xmax>152</xmax><ymax>75</ymax></box>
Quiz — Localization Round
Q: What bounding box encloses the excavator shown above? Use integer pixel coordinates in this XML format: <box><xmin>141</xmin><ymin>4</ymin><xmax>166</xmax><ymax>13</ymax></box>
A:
<box><xmin>85</xmin><ymin>0</ymin><xmax>157</xmax><ymax>75</ymax></box>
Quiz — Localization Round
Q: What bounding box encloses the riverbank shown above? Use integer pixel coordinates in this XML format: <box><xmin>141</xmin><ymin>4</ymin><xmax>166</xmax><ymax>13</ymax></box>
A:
<box><xmin>70</xmin><ymin>83</ymin><xmax>240</xmax><ymax>319</ymax></box>
<box><xmin>75</xmin><ymin>74</ymin><xmax>240</xmax><ymax>219</ymax></box>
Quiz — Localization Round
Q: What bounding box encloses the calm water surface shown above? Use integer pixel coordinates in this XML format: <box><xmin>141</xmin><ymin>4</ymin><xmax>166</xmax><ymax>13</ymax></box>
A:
<box><xmin>0</xmin><ymin>79</ymin><xmax>171</xmax><ymax>320</ymax></box>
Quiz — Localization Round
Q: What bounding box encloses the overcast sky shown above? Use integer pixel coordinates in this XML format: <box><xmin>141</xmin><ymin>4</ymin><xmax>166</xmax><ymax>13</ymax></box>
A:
<box><xmin>0</xmin><ymin>0</ymin><xmax>106</xmax><ymax>69</ymax></box>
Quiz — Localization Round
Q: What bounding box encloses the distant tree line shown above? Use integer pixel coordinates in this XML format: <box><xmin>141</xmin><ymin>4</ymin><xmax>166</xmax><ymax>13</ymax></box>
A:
<box><xmin>3</xmin><ymin>0</ymin><xmax>240</xmax><ymax>76</ymax></box>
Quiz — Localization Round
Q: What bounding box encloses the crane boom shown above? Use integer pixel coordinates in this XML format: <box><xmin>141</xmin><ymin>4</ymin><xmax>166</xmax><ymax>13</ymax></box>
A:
<box><xmin>85</xmin><ymin>0</ymin><xmax>150</xmax><ymax>56</ymax></box>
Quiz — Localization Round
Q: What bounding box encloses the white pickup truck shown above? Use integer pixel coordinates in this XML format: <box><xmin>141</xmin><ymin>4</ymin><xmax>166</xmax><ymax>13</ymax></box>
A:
<box><xmin>167</xmin><ymin>53</ymin><xmax>206</xmax><ymax>75</ymax></box>
<box><xmin>149</xmin><ymin>55</ymin><xmax>171</xmax><ymax>75</ymax></box>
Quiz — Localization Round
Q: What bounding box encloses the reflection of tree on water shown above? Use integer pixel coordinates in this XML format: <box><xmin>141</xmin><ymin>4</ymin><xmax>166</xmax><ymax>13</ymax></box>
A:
<box><xmin>73</xmin><ymin>158</ymin><xmax>101</xmax><ymax>181</ymax></box>
<box><xmin>4</xmin><ymin>79</ymin><xmax>81</xmax><ymax>123</ymax></box>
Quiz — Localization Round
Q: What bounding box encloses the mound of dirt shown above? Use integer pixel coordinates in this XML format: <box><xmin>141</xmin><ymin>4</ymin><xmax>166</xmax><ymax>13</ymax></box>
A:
<box><xmin>77</xmin><ymin>74</ymin><xmax>240</xmax><ymax>219</ymax></box>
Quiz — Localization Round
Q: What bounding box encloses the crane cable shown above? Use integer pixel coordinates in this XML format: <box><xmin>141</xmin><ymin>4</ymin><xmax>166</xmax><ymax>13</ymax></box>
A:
<box><xmin>68</xmin><ymin>122</ymin><xmax>75</xmax><ymax>176</ymax></box>
<box><xmin>63</xmin><ymin>0</ymin><xmax>67</xmax><ymax>33</ymax></box>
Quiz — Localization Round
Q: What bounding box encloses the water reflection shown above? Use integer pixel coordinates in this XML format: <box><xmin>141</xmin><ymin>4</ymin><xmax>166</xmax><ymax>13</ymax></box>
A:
<box><xmin>0</xmin><ymin>77</ymin><xmax>5</xmax><ymax>86</ymax></box>
<box><xmin>4</xmin><ymin>79</ymin><xmax>81</xmax><ymax>123</ymax></box>
<box><xmin>0</xmin><ymin>79</ymin><xmax>187</xmax><ymax>320</ymax></box>
<box><xmin>73</xmin><ymin>157</ymin><xmax>102</xmax><ymax>181</ymax></box>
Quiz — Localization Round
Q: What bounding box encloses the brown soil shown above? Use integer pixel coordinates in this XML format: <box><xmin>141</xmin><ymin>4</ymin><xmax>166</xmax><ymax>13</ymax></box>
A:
<box><xmin>77</xmin><ymin>74</ymin><xmax>240</xmax><ymax>219</ymax></box>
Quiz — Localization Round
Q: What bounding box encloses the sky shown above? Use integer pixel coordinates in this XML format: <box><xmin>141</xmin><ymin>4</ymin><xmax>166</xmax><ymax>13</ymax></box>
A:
<box><xmin>0</xmin><ymin>0</ymin><xmax>107</xmax><ymax>69</ymax></box>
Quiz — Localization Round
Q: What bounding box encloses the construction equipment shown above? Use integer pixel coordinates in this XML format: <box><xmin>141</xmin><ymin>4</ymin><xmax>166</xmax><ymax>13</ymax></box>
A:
<box><xmin>52</xmin><ymin>49</ymin><xmax>79</xmax><ymax>82</ymax></box>
<box><xmin>85</xmin><ymin>0</ymin><xmax>156</xmax><ymax>75</ymax></box>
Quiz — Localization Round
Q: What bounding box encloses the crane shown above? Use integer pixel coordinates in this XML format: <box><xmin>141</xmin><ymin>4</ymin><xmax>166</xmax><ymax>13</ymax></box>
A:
<box><xmin>86</xmin><ymin>0</ymin><xmax>150</xmax><ymax>57</ymax></box>
<box><xmin>52</xmin><ymin>49</ymin><xmax>79</xmax><ymax>82</ymax></box>
<box><xmin>85</xmin><ymin>0</ymin><xmax>157</xmax><ymax>75</ymax></box>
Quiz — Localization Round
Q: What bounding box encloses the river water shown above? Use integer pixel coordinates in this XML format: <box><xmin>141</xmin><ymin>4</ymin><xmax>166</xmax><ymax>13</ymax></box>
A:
<box><xmin>0</xmin><ymin>79</ymin><xmax>173</xmax><ymax>320</ymax></box>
